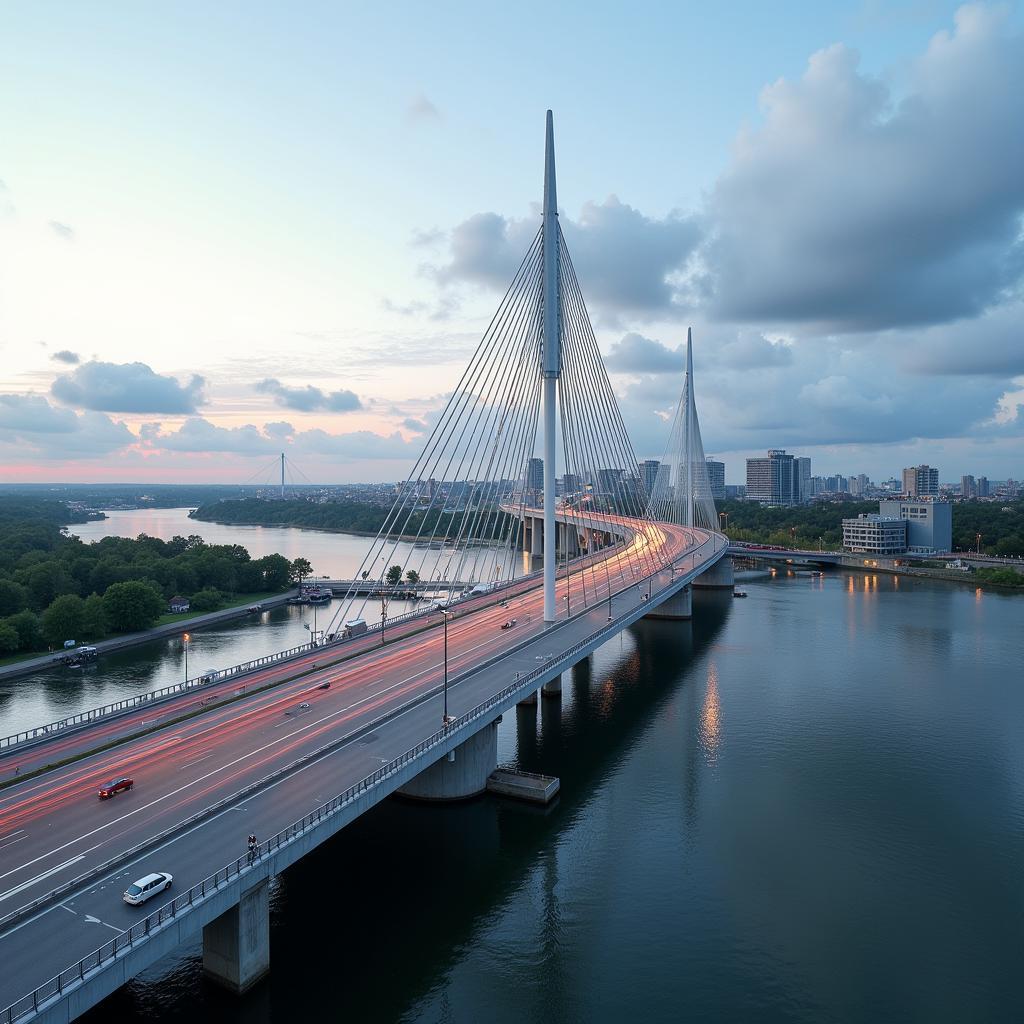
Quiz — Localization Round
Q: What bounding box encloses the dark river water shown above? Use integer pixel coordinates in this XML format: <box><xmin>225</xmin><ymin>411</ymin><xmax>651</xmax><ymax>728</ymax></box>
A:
<box><xmin>12</xmin><ymin>511</ymin><xmax>1024</xmax><ymax>1022</ymax></box>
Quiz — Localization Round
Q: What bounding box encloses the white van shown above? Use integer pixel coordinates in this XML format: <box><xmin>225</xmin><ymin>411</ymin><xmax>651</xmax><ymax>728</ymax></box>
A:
<box><xmin>343</xmin><ymin>618</ymin><xmax>367</xmax><ymax>638</ymax></box>
<box><xmin>123</xmin><ymin>871</ymin><xmax>173</xmax><ymax>906</ymax></box>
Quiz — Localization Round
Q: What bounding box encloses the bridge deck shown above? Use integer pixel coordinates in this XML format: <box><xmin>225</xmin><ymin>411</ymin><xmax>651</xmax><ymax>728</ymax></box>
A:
<box><xmin>0</xmin><ymin>513</ymin><xmax>725</xmax><ymax>1020</ymax></box>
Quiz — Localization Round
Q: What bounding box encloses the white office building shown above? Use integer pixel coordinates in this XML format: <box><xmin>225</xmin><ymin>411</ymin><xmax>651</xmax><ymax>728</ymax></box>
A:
<box><xmin>842</xmin><ymin>514</ymin><xmax>908</xmax><ymax>554</ymax></box>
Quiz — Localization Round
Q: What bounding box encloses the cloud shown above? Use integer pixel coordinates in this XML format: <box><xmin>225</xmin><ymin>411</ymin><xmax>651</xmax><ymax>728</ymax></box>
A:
<box><xmin>52</xmin><ymin>361</ymin><xmax>206</xmax><ymax>413</ymax></box>
<box><xmin>50</xmin><ymin>350</ymin><xmax>80</xmax><ymax>365</ymax></box>
<box><xmin>699</xmin><ymin>4</ymin><xmax>1024</xmax><ymax>331</ymax></box>
<box><xmin>0</xmin><ymin>394</ymin><xmax>134</xmax><ymax>458</ymax></box>
<box><xmin>896</xmin><ymin>302</ymin><xmax>1024</xmax><ymax>376</ymax></box>
<box><xmin>49</xmin><ymin>221</ymin><xmax>75</xmax><ymax>241</ymax></box>
<box><xmin>407</xmin><ymin>93</ymin><xmax>441</xmax><ymax>124</ymax></box>
<box><xmin>254</xmin><ymin>378</ymin><xmax>362</xmax><ymax>413</ymax></box>
<box><xmin>140</xmin><ymin>418</ymin><xmax>419</xmax><ymax>461</ymax></box>
<box><xmin>400</xmin><ymin>417</ymin><xmax>429</xmax><ymax>433</ymax></box>
<box><xmin>430</xmin><ymin>199</ymin><xmax>701</xmax><ymax>321</ymax></box>
<box><xmin>605</xmin><ymin>333</ymin><xmax>684</xmax><ymax>374</ymax></box>
<box><xmin>718</xmin><ymin>332</ymin><xmax>794</xmax><ymax>368</ymax></box>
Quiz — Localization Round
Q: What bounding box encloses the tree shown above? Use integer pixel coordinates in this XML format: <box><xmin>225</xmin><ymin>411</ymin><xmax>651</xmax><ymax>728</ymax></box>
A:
<box><xmin>256</xmin><ymin>554</ymin><xmax>291</xmax><ymax>590</ymax></box>
<box><xmin>18</xmin><ymin>562</ymin><xmax>76</xmax><ymax>611</ymax></box>
<box><xmin>42</xmin><ymin>594</ymin><xmax>86</xmax><ymax>645</ymax></box>
<box><xmin>5</xmin><ymin>610</ymin><xmax>41</xmax><ymax>651</ymax></box>
<box><xmin>0</xmin><ymin>622</ymin><xmax>19</xmax><ymax>655</ymax></box>
<box><xmin>405</xmin><ymin>569</ymin><xmax>420</xmax><ymax>584</ymax></box>
<box><xmin>0</xmin><ymin>579</ymin><xmax>29</xmax><ymax>617</ymax></box>
<box><xmin>190</xmin><ymin>588</ymin><xmax>223</xmax><ymax>612</ymax></box>
<box><xmin>102</xmin><ymin>581</ymin><xmax>165</xmax><ymax>632</ymax></box>
<box><xmin>290</xmin><ymin>557</ymin><xmax>313</xmax><ymax>585</ymax></box>
<box><xmin>81</xmin><ymin>594</ymin><xmax>108</xmax><ymax>640</ymax></box>
<box><xmin>385</xmin><ymin>565</ymin><xmax>403</xmax><ymax>587</ymax></box>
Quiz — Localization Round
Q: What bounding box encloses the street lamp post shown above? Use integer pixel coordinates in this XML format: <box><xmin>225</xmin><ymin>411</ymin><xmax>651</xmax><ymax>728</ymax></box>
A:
<box><xmin>976</xmin><ymin>532</ymin><xmax>982</xmax><ymax>555</ymax></box>
<box><xmin>183</xmin><ymin>632</ymin><xmax>190</xmax><ymax>682</ymax></box>
<box><xmin>441</xmin><ymin>608</ymin><xmax>453</xmax><ymax>726</ymax></box>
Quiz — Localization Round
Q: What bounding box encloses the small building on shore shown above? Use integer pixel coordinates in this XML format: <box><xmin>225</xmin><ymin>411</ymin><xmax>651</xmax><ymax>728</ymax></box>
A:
<box><xmin>168</xmin><ymin>596</ymin><xmax>191</xmax><ymax>613</ymax></box>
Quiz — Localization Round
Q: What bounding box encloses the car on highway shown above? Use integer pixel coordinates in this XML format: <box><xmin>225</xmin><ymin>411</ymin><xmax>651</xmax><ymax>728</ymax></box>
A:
<box><xmin>317</xmin><ymin>682</ymin><xmax>330</xmax><ymax>690</ymax></box>
<box><xmin>123</xmin><ymin>871</ymin><xmax>172</xmax><ymax>906</ymax></box>
<box><xmin>299</xmin><ymin>702</ymin><xmax>310</xmax><ymax>709</ymax></box>
<box><xmin>501</xmin><ymin>618</ymin><xmax>517</xmax><ymax>630</ymax></box>
<box><xmin>97</xmin><ymin>776</ymin><xmax>134</xmax><ymax>799</ymax></box>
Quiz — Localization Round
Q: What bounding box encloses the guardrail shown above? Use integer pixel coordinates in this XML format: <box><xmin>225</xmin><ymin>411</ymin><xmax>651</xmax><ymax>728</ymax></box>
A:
<box><xmin>0</xmin><ymin>602</ymin><xmax>435</xmax><ymax>753</ymax></box>
<box><xmin>0</xmin><ymin>532</ymin><xmax>725</xmax><ymax>1024</ymax></box>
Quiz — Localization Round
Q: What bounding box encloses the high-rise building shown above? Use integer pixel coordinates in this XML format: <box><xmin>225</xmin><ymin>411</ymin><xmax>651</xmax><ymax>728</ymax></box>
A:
<box><xmin>746</xmin><ymin>450</ymin><xmax>797</xmax><ymax>505</ymax></box>
<box><xmin>705</xmin><ymin>458</ymin><xmax>726</xmax><ymax>501</ymax></box>
<box><xmin>527</xmin><ymin>457</ymin><xmax>544</xmax><ymax>493</ymax></box>
<box><xmin>850</xmin><ymin>473</ymin><xmax>870</xmax><ymax>496</ymax></box>
<box><xmin>961</xmin><ymin>474</ymin><xmax>976</xmax><ymax>499</ymax></box>
<box><xmin>562</xmin><ymin>473</ymin><xmax>582</xmax><ymax>496</ymax></box>
<box><xmin>639</xmin><ymin>459</ymin><xmax>661</xmax><ymax>497</ymax></box>
<box><xmin>795</xmin><ymin>457</ymin><xmax>811</xmax><ymax>504</ymax></box>
<box><xmin>977</xmin><ymin>476</ymin><xmax>990</xmax><ymax>497</ymax></box>
<box><xmin>902</xmin><ymin>465</ymin><xmax>938</xmax><ymax>497</ymax></box>
<box><xmin>597</xmin><ymin>467</ymin><xmax>624</xmax><ymax>496</ymax></box>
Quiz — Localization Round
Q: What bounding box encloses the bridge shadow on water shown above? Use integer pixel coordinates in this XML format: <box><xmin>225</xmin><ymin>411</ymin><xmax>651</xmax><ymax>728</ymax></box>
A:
<box><xmin>84</xmin><ymin>594</ymin><xmax>733</xmax><ymax>1024</ymax></box>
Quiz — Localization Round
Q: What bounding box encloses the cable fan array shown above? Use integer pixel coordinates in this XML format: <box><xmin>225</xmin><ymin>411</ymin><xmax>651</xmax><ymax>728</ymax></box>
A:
<box><xmin>646</xmin><ymin>328</ymin><xmax>719</xmax><ymax>532</ymax></box>
<box><xmin>325</xmin><ymin>222</ymin><xmax>663</xmax><ymax>634</ymax></box>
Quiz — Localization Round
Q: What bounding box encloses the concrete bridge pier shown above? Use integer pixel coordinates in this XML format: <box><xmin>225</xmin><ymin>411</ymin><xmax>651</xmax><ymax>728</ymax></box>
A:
<box><xmin>692</xmin><ymin>557</ymin><xmax>734</xmax><ymax>590</ymax></box>
<box><xmin>202</xmin><ymin>878</ymin><xmax>270</xmax><ymax>994</ymax></box>
<box><xmin>398</xmin><ymin>720</ymin><xmax>499</xmax><ymax>800</ymax></box>
<box><xmin>542</xmin><ymin>672</ymin><xmax>562</xmax><ymax>698</ymax></box>
<box><xmin>644</xmin><ymin>584</ymin><xmax>692</xmax><ymax>620</ymax></box>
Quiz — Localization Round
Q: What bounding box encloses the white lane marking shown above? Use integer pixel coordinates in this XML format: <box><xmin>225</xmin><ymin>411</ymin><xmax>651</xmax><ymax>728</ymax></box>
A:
<box><xmin>0</xmin><ymin>654</ymin><xmax>529</xmax><ymax>938</ymax></box>
<box><xmin>0</xmin><ymin>830</ymin><xmax>24</xmax><ymax>842</ymax></box>
<box><xmin>0</xmin><ymin>551</ymin><xmax>659</xmax><ymax>898</ymax></box>
<box><xmin>0</xmin><ymin>855</ymin><xmax>85</xmax><ymax>903</ymax></box>
<box><xmin>0</xmin><ymin>835</ymin><xmax>28</xmax><ymax>852</ymax></box>
<box><xmin>59</xmin><ymin>904</ymin><xmax>77</xmax><ymax>915</ymax></box>
<box><xmin>178</xmin><ymin>754</ymin><xmax>213</xmax><ymax>770</ymax></box>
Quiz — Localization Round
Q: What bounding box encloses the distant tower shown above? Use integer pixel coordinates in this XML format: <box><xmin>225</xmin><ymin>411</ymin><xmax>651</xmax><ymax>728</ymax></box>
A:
<box><xmin>280</xmin><ymin>452</ymin><xmax>285</xmax><ymax>499</ymax></box>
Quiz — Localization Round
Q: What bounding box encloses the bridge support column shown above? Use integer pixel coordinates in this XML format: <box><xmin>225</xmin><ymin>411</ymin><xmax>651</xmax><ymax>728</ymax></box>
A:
<box><xmin>202</xmin><ymin>878</ymin><xmax>270</xmax><ymax>994</ymax></box>
<box><xmin>398</xmin><ymin>720</ymin><xmax>498</xmax><ymax>801</ymax></box>
<box><xmin>542</xmin><ymin>672</ymin><xmax>562</xmax><ymax>698</ymax></box>
<box><xmin>644</xmin><ymin>585</ymin><xmax>692</xmax><ymax>620</ymax></box>
<box><xmin>692</xmin><ymin>557</ymin><xmax>734</xmax><ymax>590</ymax></box>
<box><xmin>531</xmin><ymin>517</ymin><xmax>543</xmax><ymax>557</ymax></box>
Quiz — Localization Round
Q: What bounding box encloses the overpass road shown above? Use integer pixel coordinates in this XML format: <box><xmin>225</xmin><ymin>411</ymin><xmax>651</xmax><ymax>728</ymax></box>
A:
<box><xmin>0</xmin><ymin>515</ymin><xmax>725</xmax><ymax>1015</ymax></box>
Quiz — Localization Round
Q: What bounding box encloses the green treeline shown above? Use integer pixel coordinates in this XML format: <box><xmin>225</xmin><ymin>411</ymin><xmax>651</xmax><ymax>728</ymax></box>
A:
<box><xmin>716</xmin><ymin>499</ymin><xmax>1024</xmax><ymax>557</ymax></box>
<box><xmin>0</xmin><ymin>499</ymin><xmax>304</xmax><ymax>658</ymax></box>
<box><xmin>192</xmin><ymin>498</ymin><xmax>502</xmax><ymax>539</ymax></box>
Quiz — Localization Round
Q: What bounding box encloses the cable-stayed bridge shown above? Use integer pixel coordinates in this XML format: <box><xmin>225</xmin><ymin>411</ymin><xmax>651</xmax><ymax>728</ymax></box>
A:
<box><xmin>0</xmin><ymin>113</ymin><xmax>727</xmax><ymax>1023</ymax></box>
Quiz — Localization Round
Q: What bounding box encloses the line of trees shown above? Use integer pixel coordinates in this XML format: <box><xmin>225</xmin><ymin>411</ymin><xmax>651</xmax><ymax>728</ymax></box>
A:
<box><xmin>0</xmin><ymin>499</ymin><xmax>308</xmax><ymax>657</ymax></box>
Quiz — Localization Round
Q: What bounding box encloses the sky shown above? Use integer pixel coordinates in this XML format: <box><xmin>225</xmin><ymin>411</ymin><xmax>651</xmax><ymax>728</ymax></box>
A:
<box><xmin>1</xmin><ymin>0</ymin><xmax>1022</xmax><ymax>485</ymax></box>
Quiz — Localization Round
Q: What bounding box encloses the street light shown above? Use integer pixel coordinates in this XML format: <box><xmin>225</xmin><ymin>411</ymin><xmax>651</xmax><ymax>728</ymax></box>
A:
<box><xmin>441</xmin><ymin>608</ymin><xmax>455</xmax><ymax>727</ymax></box>
<box><xmin>976</xmin><ymin>532</ymin><xmax>982</xmax><ymax>555</ymax></box>
<box><xmin>183</xmin><ymin>633</ymin><xmax>190</xmax><ymax>682</ymax></box>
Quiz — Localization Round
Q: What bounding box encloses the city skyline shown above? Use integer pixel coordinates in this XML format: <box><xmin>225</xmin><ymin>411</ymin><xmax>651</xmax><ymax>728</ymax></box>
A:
<box><xmin>1</xmin><ymin>2</ymin><xmax>1022</xmax><ymax>483</ymax></box>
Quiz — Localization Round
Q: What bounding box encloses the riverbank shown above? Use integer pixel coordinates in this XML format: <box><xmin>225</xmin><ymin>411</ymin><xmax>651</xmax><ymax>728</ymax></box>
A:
<box><xmin>0</xmin><ymin>590</ymin><xmax>297</xmax><ymax>681</ymax></box>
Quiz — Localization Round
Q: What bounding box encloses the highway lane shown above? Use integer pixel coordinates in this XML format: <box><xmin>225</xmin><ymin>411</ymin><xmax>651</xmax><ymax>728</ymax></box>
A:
<box><xmin>0</xmin><ymin>542</ymin><xmax>700</xmax><ymax>1012</ymax></box>
<box><xmin>0</xmin><ymin>518</ymin><xmax>646</xmax><ymax>778</ymax></box>
<box><xmin>0</xmin><ymin>515</ymin><xmax>717</xmax><ymax>1012</ymax></box>
<box><xmin>0</xmin><ymin>514</ymin><xmax>688</xmax><ymax>912</ymax></box>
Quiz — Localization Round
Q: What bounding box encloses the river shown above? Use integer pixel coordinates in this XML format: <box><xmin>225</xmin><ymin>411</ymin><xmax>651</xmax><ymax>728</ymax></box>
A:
<box><xmin>8</xmin><ymin>510</ymin><xmax>1024</xmax><ymax>1021</ymax></box>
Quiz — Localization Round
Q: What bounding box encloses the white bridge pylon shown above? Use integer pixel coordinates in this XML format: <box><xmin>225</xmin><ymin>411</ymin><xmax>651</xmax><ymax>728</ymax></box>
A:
<box><xmin>646</xmin><ymin>328</ymin><xmax>720</xmax><ymax>532</ymax></box>
<box><xmin>332</xmin><ymin>111</ymin><xmax>664</xmax><ymax>635</ymax></box>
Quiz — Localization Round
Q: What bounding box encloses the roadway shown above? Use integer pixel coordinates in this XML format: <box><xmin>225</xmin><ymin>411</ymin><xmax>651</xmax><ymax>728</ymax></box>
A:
<box><xmin>0</xmin><ymin>512</ymin><xmax>722</xmax><ymax>1015</ymax></box>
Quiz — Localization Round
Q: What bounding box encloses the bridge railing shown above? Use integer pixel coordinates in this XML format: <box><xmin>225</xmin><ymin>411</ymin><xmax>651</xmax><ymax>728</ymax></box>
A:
<box><xmin>1</xmin><ymin>532</ymin><xmax>725</xmax><ymax>1024</ymax></box>
<box><xmin>0</xmin><ymin>600</ymin><xmax>440</xmax><ymax>753</ymax></box>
